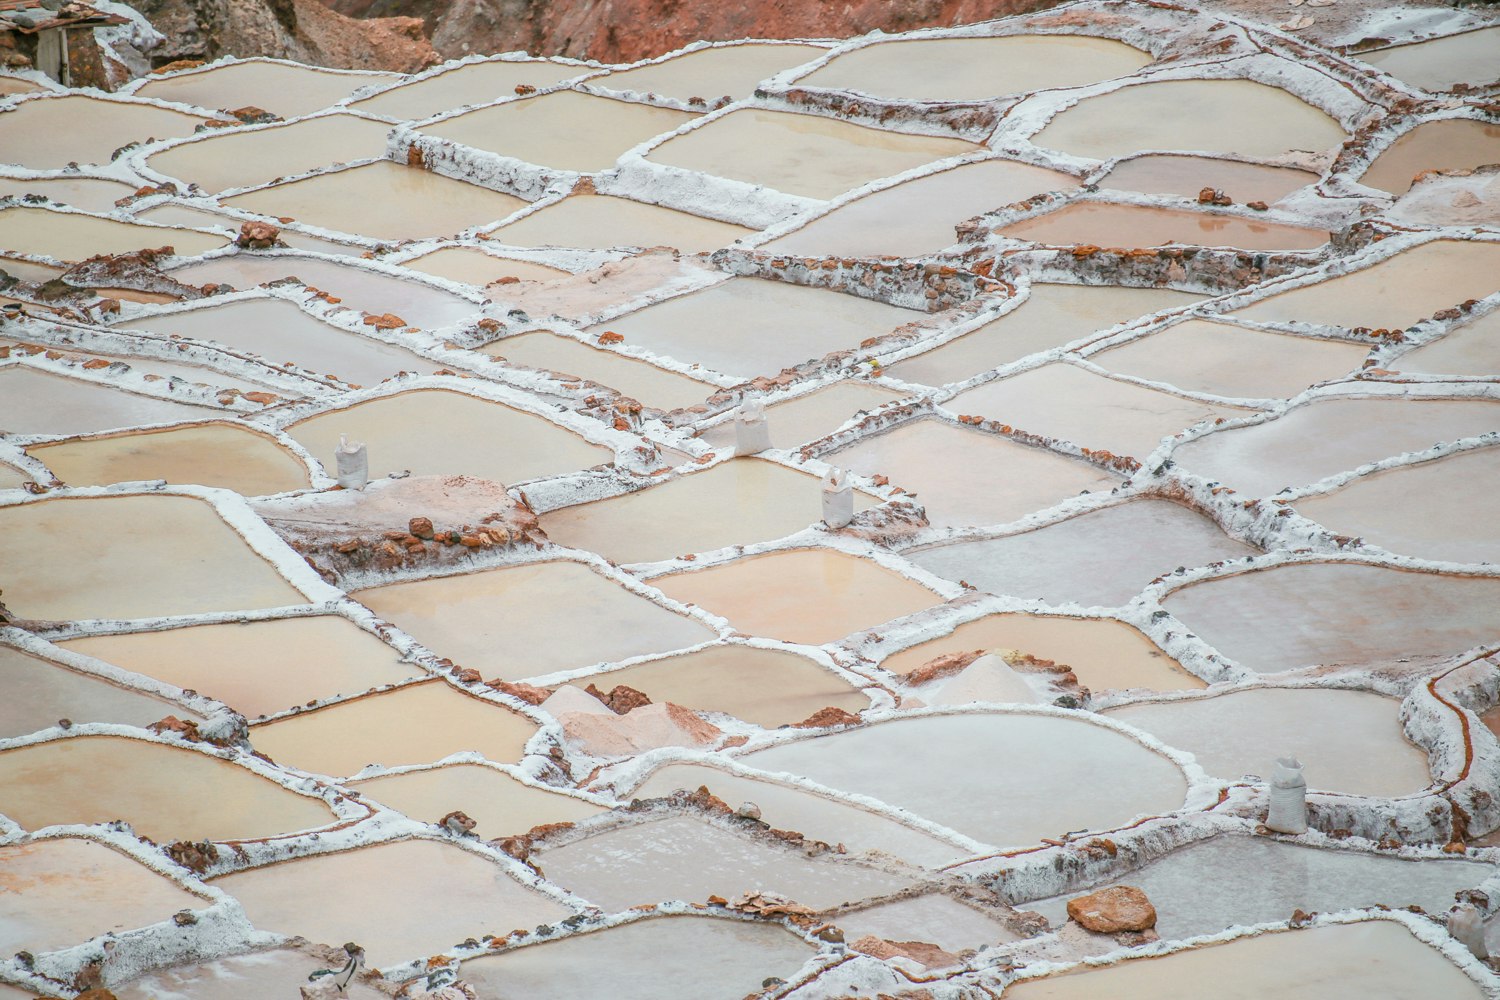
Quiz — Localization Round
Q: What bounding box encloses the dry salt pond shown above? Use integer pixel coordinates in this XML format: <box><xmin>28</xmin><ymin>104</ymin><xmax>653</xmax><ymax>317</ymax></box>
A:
<box><xmin>3</xmin><ymin>3</ymin><xmax>1500</xmax><ymax>996</ymax></box>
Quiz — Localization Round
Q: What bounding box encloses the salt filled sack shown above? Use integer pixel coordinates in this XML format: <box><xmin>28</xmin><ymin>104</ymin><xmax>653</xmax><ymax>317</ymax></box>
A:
<box><xmin>335</xmin><ymin>434</ymin><xmax>368</xmax><ymax>489</ymax></box>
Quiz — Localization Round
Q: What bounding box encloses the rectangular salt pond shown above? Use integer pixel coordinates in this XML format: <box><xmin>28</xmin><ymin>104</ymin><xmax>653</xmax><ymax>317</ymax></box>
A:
<box><xmin>997</xmin><ymin>202</ymin><xmax>1329</xmax><ymax>252</ymax></box>
<box><xmin>132</xmin><ymin>61</ymin><xmax>394</xmax><ymax>120</ymax></box>
<box><xmin>350</xmin><ymin>59</ymin><xmax>586</xmax><ymax>121</ymax></box>
<box><xmin>1098</xmin><ymin>154</ymin><xmax>1318</xmax><ymax>204</ymax></box>
<box><xmin>116</xmin><ymin>949</ymin><xmax>391</xmax><ymax>1000</ymax></box>
<box><xmin>1359</xmin><ymin>119</ymin><xmax>1500</xmax><ymax>195</ymax></box>
<box><xmin>487</xmin><ymin>194</ymin><xmax>754</xmax><ymax>251</ymax></box>
<box><xmin>0</xmin><ymin>95</ymin><xmax>205</xmax><ymax>170</ymax></box>
<box><xmin>144</xmin><ymin>113</ymin><xmax>394</xmax><ymax>193</ymax></box>
<box><xmin>645</xmin><ymin>108</ymin><xmax>979</xmax><ymax>200</ymax></box>
<box><xmin>0</xmin><ymin>643</ymin><xmax>188</xmax><ymax>739</ymax></box>
<box><xmin>29</xmin><ymin>423</ymin><xmax>310</xmax><ymax>496</ymax></box>
<box><xmin>0</xmin><ymin>175</ymin><xmax>139</xmax><ymax>212</ymax></box>
<box><xmin>483</xmin><ymin>331</ymin><xmax>717</xmax><ymax>412</ymax></box>
<box><xmin>1399</xmin><ymin>305</ymin><xmax>1500</xmax><ymax>377</ymax></box>
<box><xmin>1355</xmin><ymin>27</ymin><xmax>1500</xmax><ymax>92</ymax></box>
<box><xmin>0</xmin><ymin>207</ymin><xmax>227</xmax><ymax>261</ymax></box>
<box><xmin>589</xmin><ymin>277</ymin><xmax>921</xmax><ymax>380</ymax></box>
<box><xmin>351</xmin><ymin>763</ymin><xmax>605</xmax><ymax>837</ymax></box>
<box><xmin>598</xmin><ymin>43</ymin><xmax>827</xmax><ymax>100</ymax></box>
<box><xmin>837</xmin><ymin>894</ymin><xmax>1018</xmax><ymax>951</ymax></box>
<box><xmin>0</xmin><ymin>368</ymin><xmax>219</xmax><ymax>436</ymax></box>
<box><xmin>402</xmin><ymin>247</ymin><xmax>568</xmax><ymax>286</ymax></box>
<box><xmin>223</xmin><ymin>161</ymin><xmax>528</xmax><ymax>241</ymax></box>
<box><xmin>700</xmin><ymin>381</ymin><xmax>907</xmax><ymax>451</ymax></box>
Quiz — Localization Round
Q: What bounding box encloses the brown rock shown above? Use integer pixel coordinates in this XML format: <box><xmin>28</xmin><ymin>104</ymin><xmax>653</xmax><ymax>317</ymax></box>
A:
<box><xmin>409</xmin><ymin>516</ymin><xmax>435</xmax><ymax>539</ymax></box>
<box><xmin>488</xmin><ymin>678</ymin><xmax>552</xmax><ymax>705</ymax></box>
<box><xmin>165</xmin><ymin>839</ymin><xmax>218</xmax><ymax>873</ymax></box>
<box><xmin>584</xmin><ymin>683</ymin><xmax>653</xmax><ymax>714</ymax></box>
<box><xmin>1067</xmin><ymin>886</ymin><xmax>1156</xmax><ymax>933</ymax></box>
<box><xmin>440</xmin><ymin>809</ymin><xmax>477</xmax><ymax>834</ymax></box>
<box><xmin>235</xmin><ymin>220</ymin><xmax>282</xmax><ymax>249</ymax></box>
<box><xmin>850</xmin><ymin>935</ymin><xmax>961</xmax><ymax>969</ymax></box>
<box><xmin>903</xmin><ymin>648</ymin><xmax>985</xmax><ymax>686</ymax></box>
<box><xmin>363</xmin><ymin>312</ymin><xmax>407</xmax><ymax>329</ymax></box>
<box><xmin>792</xmin><ymin>706</ymin><xmax>861</xmax><ymax>729</ymax></box>
<box><xmin>148</xmin><ymin>715</ymin><xmax>203</xmax><ymax>741</ymax></box>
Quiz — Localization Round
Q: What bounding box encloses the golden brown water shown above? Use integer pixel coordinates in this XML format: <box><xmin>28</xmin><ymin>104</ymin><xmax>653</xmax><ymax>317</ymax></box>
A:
<box><xmin>483</xmin><ymin>331</ymin><xmax>717</xmax><ymax>411</ymax></box>
<box><xmin>1360</xmin><ymin>119</ymin><xmax>1500</xmax><ymax>195</ymax></box>
<box><xmin>30</xmin><ymin>423</ymin><xmax>310</xmax><ymax>495</ymax></box>
<box><xmin>1098</xmin><ymin>154</ymin><xmax>1317</xmax><ymax>204</ymax></box>
<box><xmin>1356</xmin><ymin>27</ymin><xmax>1500</xmax><ymax>92</ymax></box>
<box><xmin>0</xmin><ymin>368</ymin><xmax>220</xmax><ymax>436</ymax></box>
<box><xmin>0</xmin><ymin>735</ymin><xmax>335</xmax><ymax>840</ymax></box>
<box><xmin>133</xmin><ymin>61</ymin><xmax>394</xmax><ymax>119</ymax></box>
<box><xmin>403</xmin><ymin>247</ymin><xmax>567</xmax><ymax>286</ymax></box>
<box><xmin>351</xmin><ymin>763</ymin><xmax>605</xmax><ymax>836</ymax></box>
<box><xmin>144</xmin><ymin>113</ymin><xmax>393</xmax><ymax>193</ymax></box>
<box><xmin>0</xmin><ymin>643</ymin><xmax>192</xmax><ymax>739</ymax></box>
<box><xmin>350</xmin><ymin>59</ymin><xmax>585</xmax><ymax>121</ymax></box>
<box><xmin>0</xmin><ymin>207</ymin><xmax>227</xmax><ymax>261</ymax></box>
<box><xmin>600</xmin><ymin>43</ymin><xmax>827</xmax><ymax>100</ymax></box>
<box><xmin>646</xmin><ymin>108</ymin><xmax>979</xmax><ymax>200</ymax></box>
<box><xmin>998</xmin><ymin>202</ymin><xmax>1328</xmax><ymax>251</ymax></box>
<box><xmin>351</xmin><ymin>561</ymin><xmax>716</xmax><ymax>680</ymax></box>
<box><xmin>60</xmin><ymin>616</ymin><xmax>425</xmax><ymax>720</ymax></box>
<box><xmin>488</xmin><ymin>194</ymin><xmax>754</xmax><ymax>251</ymax></box>
<box><xmin>0</xmin><ymin>94</ymin><xmax>204</xmax><ymax>169</ymax></box>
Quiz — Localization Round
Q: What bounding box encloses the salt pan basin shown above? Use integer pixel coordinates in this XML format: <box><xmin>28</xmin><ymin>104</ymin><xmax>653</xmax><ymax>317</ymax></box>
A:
<box><xmin>599</xmin><ymin>42</ymin><xmax>827</xmax><ymax>101</ymax></box>
<box><xmin>700</xmin><ymin>381</ymin><xmax>906</xmax><ymax>451</ymax></box>
<box><xmin>0</xmin><ymin>368</ymin><xmax>219</xmax><ymax>436</ymax></box>
<box><xmin>349</xmin><ymin>59</ymin><xmax>584</xmax><ymax>121</ymax></box>
<box><xmin>0</xmin><ymin>94</ymin><xmax>203</xmax><ymax>169</ymax></box>
<box><xmin>1099</xmin><ymin>154</ymin><xmax>1317</xmax><ymax>204</ymax></box>
<box><xmin>0</xmin><ymin>207</ymin><xmax>226</xmax><ymax>261</ymax></box>
<box><xmin>1398</xmin><ymin>307</ymin><xmax>1500</xmax><ymax>378</ymax></box>
<box><xmin>210</xmin><ymin>840</ymin><xmax>572</xmax><ymax>968</ymax></box>
<box><xmin>487</xmin><ymin>194</ymin><xmax>753</xmax><ymax>252</ymax></box>
<box><xmin>133</xmin><ymin>61</ymin><xmax>393</xmax><ymax>119</ymax></box>
<box><xmin>484</xmin><ymin>331</ymin><xmax>717</xmax><ymax>412</ymax></box>
<box><xmin>838</xmin><ymin>894</ymin><xmax>1019</xmax><ymax>952</ymax></box>
<box><xmin>350</xmin><ymin>763</ymin><xmax>605</xmax><ymax>837</ymax></box>
<box><xmin>116</xmin><ymin>948</ymin><xmax>390</xmax><ymax>1000</ymax></box>
<box><xmin>30</xmin><ymin>423</ymin><xmax>310</xmax><ymax>496</ymax></box>
<box><xmin>1355</xmin><ymin>27</ymin><xmax>1500</xmax><ymax>92</ymax></box>
<box><xmin>748</xmin><ymin>713</ymin><xmax>1186</xmax><ymax>845</ymax></box>
<box><xmin>143</xmin><ymin>113</ymin><xmax>393</xmax><ymax>193</ymax></box>
<box><xmin>998</xmin><ymin>202</ymin><xmax>1328</xmax><ymax>252</ymax></box>
<box><xmin>1360</xmin><ymin>119</ymin><xmax>1500</xmax><ymax>195</ymax></box>
<box><xmin>0</xmin><ymin>643</ymin><xmax>190</xmax><ymax>739</ymax></box>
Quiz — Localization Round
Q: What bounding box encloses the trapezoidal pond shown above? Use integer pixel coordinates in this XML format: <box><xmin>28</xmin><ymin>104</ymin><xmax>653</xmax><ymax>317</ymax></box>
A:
<box><xmin>143</xmin><ymin>113</ymin><xmax>394</xmax><ymax>193</ymax></box>
<box><xmin>486</xmin><ymin>194</ymin><xmax>754</xmax><ymax>252</ymax></box>
<box><xmin>0</xmin><ymin>643</ymin><xmax>193</xmax><ymax>740</ymax></box>
<box><xmin>0</xmin><ymin>94</ymin><xmax>205</xmax><ymax>170</ymax></box>
<box><xmin>597</xmin><ymin>42</ymin><xmax>827</xmax><ymax>101</ymax></box>
<box><xmin>349</xmin><ymin>763</ymin><xmax>606</xmax><ymax>838</ymax></box>
<box><xmin>132</xmin><ymin>60</ymin><xmax>394</xmax><ymax>120</ymax></box>
<box><xmin>28</xmin><ymin>423</ymin><xmax>311</xmax><ymax>496</ymax></box>
<box><xmin>483</xmin><ymin>331</ymin><xmax>718</xmax><ymax>413</ymax></box>
<box><xmin>348</xmin><ymin>59</ymin><xmax>586</xmax><ymax>121</ymax></box>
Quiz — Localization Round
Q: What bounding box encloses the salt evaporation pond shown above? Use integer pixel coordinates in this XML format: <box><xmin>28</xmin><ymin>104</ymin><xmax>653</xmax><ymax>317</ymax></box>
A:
<box><xmin>0</xmin><ymin>174</ymin><xmax>138</xmax><ymax>212</ymax></box>
<box><xmin>30</xmin><ymin>423</ymin><xmax>310</xmax><ymax>495</ymax></box>
<box><xmin>487</xmin><ymin>194</ymin><xmax>754</xmax><ymax>251</ymax></box>
<box><xmin>116</xmin><ymin>948</ymin><xmax>392</xmax><ymax>1000</ymax></box>
<box><xmin>1399</xmin><ymin>307</ymin><xmax>1500</xmax><ymax>377</ymax></box>
<box><xmin>0</xmin><ymin>207</ymin><xmax>226</xmax><ymax>261</ymax></box>
<box><xmin>405</xmin><ymin>247</ymin><xmax>568</xmax><ymax>286</ymax></box>
<box><xmin>349</xmin><ymin>59</ymin><xmax>584</xmax><ymax>121</ymax></box>
<box><xmin>837</xmin><ymin>893</ymin><xmax>1018</xmax><ymax>952</ymax></box>
<box><xmin>351</xmin><ymin>763</ymin><xmax>606</xmax><ymax>836</ymax></box>
<box><xmin>0</xmin><ymin>368</ymin><xmax>219</xmax><ymax>436</ymax></box>
<box><xmin>484</xmin><ymin>331</ymin><xmax>718</xmax><ymax>411</ymax></box>
<box><xmin>144</xmin><ymin>113</ymin><xmax>393</xmax><ymax>193</ymax></box>
<box><xmin>1360</xmin><ymin>119</ymin><xmax>1500</xmax><ymax>195</ymax></box>
<box><xmin>598</xmin><ymin>42</ymin><xmax>826</xmax><ymax>100</ymax></box>
<box><xmin>699</xmin><ymin>381</ymin><xmax>905</xmax><ymax>450</ymax></box>
<box><xmin>998</xmin><ymin>202</ymin><xmax>1329</xmax><ymax>251</ymax></box>
<box><xmin>0</xmin><ymin>94</ymin><xmax>204</xmax><ymax>169</ymax></box>
<box><xmin>132</xmin><ymin>60</ymin><xmax>394</xmax><ymax>120</ymax></box>
<box><xmin>1098</xmin><ymin>154</ymin><xmax>1318</xmax><ymax>204</ymax></box>
<box><xmin>1354</xmin><ymin>26</ymin><xmax>1500</xmax><ymax>92</ymax></box>
<box><xmin>0</xmin><ymin>643</ymin><xmax>187</xmax><ymax>739</ymax></box>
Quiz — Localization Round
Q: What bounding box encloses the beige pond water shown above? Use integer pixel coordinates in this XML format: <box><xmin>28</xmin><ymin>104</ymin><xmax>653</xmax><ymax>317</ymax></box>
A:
<box><xmin>0</xmin><ymin>839</ymin><xmax>205</xmax><ymax>957</ymax></box>
<box><xmin>134</xmin><ymin>61</ymin><xmax>393</xmax><ymax>119</ymax></box>
<box><xmin>567</xmin><ymin>644</ymin><xmax>867</xmax><ymax>727</ymax></box>
<box><xmin>1006</xmin><ymin>920</ymin><xmax>1482</xmax><ymax>1000</ymax></box>
<box><xmin>910</xmin><ymin>500</ymin><xmax>1256</xmax><ymax>607</ymax></box>
<box><xmin>0</xmin><ymin>643</ymin><xmax>190</xmax><ymax>739</ymax></box>
<box><xmin>1170</xmin><ymin>396</ymin><xmax>1500</xmax><ymax>497</ymax></box>
<box><xmin>1164</xmin><ymin>562</ymin><xmax>1500</xmax><ymax>672</ymax></box>
<box><xmin>350</xmin><ymin>59</ymin><xmax>584</xmax><ymax>121</ymax></box>
<box><xmin>701</xmin><ymin>381</ymin><xmax>907</xmax><ymax>451</ymax></box>
<box><xmin>1093</xmin><ymin>320</ymin><xmax>1369</xmax><ymax>399</ymax></box>
<box><xmin>589</xmin><ymin>277</ymin><xmax>921</xmax><ymax>380</ymax></box>
<box><xmin>1234</xmin><ymin>239</ymin><xmax>1500</xmax><ymax>331</ymax></box>
<box><xmin>1107</xmin><ymin>687</ymin><xmax>1427</xmax><ymax>795</ymax></box>
<box><xmin>403</xmin><ymin>247</ymin><xmax>567</xmax><ymax>286</ymax></box>
<box><xmin>484</xmin><ymin>331</ymin><xmax>716</xmax><ymax>411</ymax></box>
<box><xmin>1357</xmin><ymin>26</ymin><xmax>1500</xmax><ymax>92</ymax></box>
<box><xmin>60</xmin><ymin>615</ymin><xmax>424</xmax><ymax>719</ymax></box>
<box><xmin>211</xmin><ymin>839</ymin><xmax>573</xmax><ymax>968</ymax></box>
<box><xmin>144</xmin><ymin>113</ymin><xmax>393</xmax><ymax>193</ymax></box>
<box><xmin>540</xmin><ymin>458</ymin><xmax>871</xmax><ymax>563</ymax></box>
<box><xmin>458</xmin><ymin>916</ymin><xmax>815</xmax><ymax>1000</ymax></box>
<box><xmin>1295</xmin><ymin>447</ymin><xmax>1500</xmax><ymax>563</ymax></box>
<box><xmin>0</xmin><ymin>462</ymin><xmax>27</xmax><ymax>489</ymax></box>
<box><xmin>488</xmin><ymin>194</ymin><xmax>754</xmax><ymax>252</ymax></box>
<box><xmin>287</xmin><ymin>388</ymin><xmax>610</xmax><ymax>483</ymax></box>
<box><xmin>887</xmin><ymin>284</ymin><xmax>1202</xmax><ymax>386</ymax></box>
<box><xmin>0</xmin><ymin>494</ymin><xmax>303</xmax><ymax>621</ymax></box>
<box><xmin>0</xmin><ymin>735</ymin><xmax>334</xmax><ymax>840</ymax></box>
<box><xmin>633</xmin><ymin>761</ymin><xmax>964</xmax><ymax>865</ymax></box>
<box><xmin>601</xmin><ymin>42</ymin><xmax>827</xmax><ymax>100</ymax></box>
<box><xmin>882</xmin><ymin>612</ymin><xmax>1204</xmax><ymax>691</ymax></box>
<box><xmin>653</xmin><ymin>548</ymin><xmax>939</xmax><ymax>645</ymax></box>
<box><xmin>748</xmin><ymin>712</ymin><xmax>1187</xmax><ymax>845</ymax></box>
<box><xmin>0</xmin><ymin>75</ymin><xmax>41</xmax><ymax>96</ymax></box>
<box><xmin>535</xmin><ymin>814</ymin><xmax>911</xmax><ymax>911</ymax></box>
<box><xmin>422</xmin><ymin>90</ymin><xmax>695</xmax><ymax>172</ymax></box>
<box><xmin>0</xmin><ymin>175</ymin><xmax>138</xmax><ymax>212</ymax></box>
<box><xmin>116</xmin><ymin>948</ymin><xmax>390</xmax><ymax>1000</ymax></box>
<box><xmin>839</xmin><ymin>894</ymin><xmax>1018</xmax><ymax>951</ymax></box>
<box><xmin>122</xmin><ymin>297</ymin><xmax>438</xmax><ymax>385</ymax></box>
<box><xmin>1099</xmin><ymin>154</ymin><xmax>1318</xmax><ymax>204</ymax></box>
<box><xmin>826</xmin><ymin>418</ymin><xmax>1118</xmax><ymax>528</ymax></box>
<box><xmin>249</xmin><ymin>679</ymin><xmax>538</xmax><ymax>776</ymax></box>
<box><xmin>353</xmin><ymin>560</ymin><xmax>715</xmax><ymax>680</ymax></box>
<box><xmin>0</xmin><ymin>94</ymin><xmax>205</xmax><ymax>169</ymax></box>
<box><xmin>1360</xmin><ymin>119</ymin><xmax>1500</xmax><ymax>195</ymax></box>
<box><xmin>647</xmin><ymin>108</ymin><xmax>978</xmax><ymax>200</ymax></box>
<box><xmin>30</xmin><ymin>423</ymin><xmax>309</xmax><ymax>495</ymax></box>
<box><xmin>1032</xmin><ymin>79</ymin><xmax>1346</xmax><ymax>161</ymax></box>
<box><xmin>998</xmin><ymin>202</ymin><xmax>1329</xmax><ymax>251</ymax></box>
<box><xmin>797</xmin><ymin>34</ymin><xmax>1150</xmax><ymax>103</ymax></box>
<box><xmin>224</xmin><ymin>161</ymin><xmax>528</xmax><ymax>241</ymax></box>
<box><xmin>1399</xmin><ymin>307</ymin><xmax>1500</xmax><ymax>377</ymax></box>
<box><xmin>351</xmin><ymin>763</ymin><xmax>605</xmax><ymax>836</ymax></box>
<box><xmin>0</xmin><ymin>368</ymin><xmax>219</xmax><ymax>436</ymax></box>
<box><xmin>0</xmin><ymin>207</ymin><xmax>227</xmax><ymax>261</ymax></box>
<box><xmin>133</xmin><ymin>202</ymin><xmax>242</xmax><ymax>232</ymax></box>
<box><xmin>764</xmin><ymin>158</ymin><xmax>1077</xmax><ymax>258</ymax></box>
<box><xmin>947</xmin><ymin>364</ymin><xmax>1251</xmax><ymax>459</ymax></box>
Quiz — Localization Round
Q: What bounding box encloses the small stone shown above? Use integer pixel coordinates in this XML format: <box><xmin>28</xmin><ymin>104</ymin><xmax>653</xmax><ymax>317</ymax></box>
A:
<box><xmin>441</xmin><ymin>810</ymin><xmax>477</xmax><ymax>835</ymax></box>
<box><xmin>736</xmin><ymin>801</ymin><xmax>762</xmax><ymax>821</ymax></box>
<box><xmin>1066</xmin><ymin>885</ymin><xmax>1157</xmax><ymax>933</ymax></box>
<box><xmin>172</xmin><ymin>909</ymin><xmax>197</xmax><ymax>926</ymax></box>
<box><xmin>409</xmin><ymin>516</ymin><xmax>436</xmax><ymax>540</ymax></box>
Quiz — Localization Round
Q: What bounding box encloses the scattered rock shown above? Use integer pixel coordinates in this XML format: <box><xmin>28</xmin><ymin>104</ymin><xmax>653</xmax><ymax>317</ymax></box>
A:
<box><xmin>488</xmin><ymin>678</ymin><xmax>552</xmax><ymax>706</ymax></box>
<box><xmin>850</xmin><ymin>935</ymin><xmax>961</xmax><ymax>970</ymax></box>
<box><xmin>1066</xmin><ymin>885</ymin><xmax>1157</xmax><ymax>934</ymax></box>
<box><xmin>235</xmin><ymin>220</ymin><xmax>283</xmax><ymax>249</ymax></box>
<box><xmin>792</xmin><ymin>706</ymin><xmax>862</xmax><ymax>729</ymax></box>
<box><xmin>440</xmin><ymin>810</ymin><xmax>477</xmax><ymax>836</ymax></box>
<box><xmin>583</xmin><ymin>682</ymin><xmax>652</xmax><ymax>714</ymax></box>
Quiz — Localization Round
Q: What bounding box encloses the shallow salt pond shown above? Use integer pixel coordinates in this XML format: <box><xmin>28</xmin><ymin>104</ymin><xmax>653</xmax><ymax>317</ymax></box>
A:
<box><xmin>1398</xmin><ymin>307</ymin><xmax>1500</xmax><ymax>377</ymax></box>
<box><xmin>886</xmin><ymin>283</ymin><xmax>1202</xmax><ymax>386</ymax></box>
<box><xmin>0</xmin><ymin>368</ymin><xmax>219</xmax><ymax>436</ymax></box>
<box><xmin>539</xmin><ymin>458</ymin><xmax>873</xmax><ymax>564</ymax></box>
<box><xmin>350</xmin><ymin>763</ymin><xmax>605</xmax><ymax>836</ymax></box>
<box><xmin>747</xmin><ymin>712</ymin><xmax>1187</xmax><ymax>845</ymax></box>
<box><xmin>1294</xmin><ymin>447</ymin><xmax>1500</xmax><ymax>564</ymax></box>
<box><xmin>351</xmin><ymin>560</ymin><xmax>715</xmax><ymax>681</ymax></box>
<box><xmin>457</xmin><ymin>917</ymin><xmax>815</xmax><ymax>999</ymax></box>
<box><xmin>763</xmin><ymin>158</ymin><xmax>1077</xmax><ymax>258</ymax></box>
<box><xmin>1106</xmin><ymin>688</ymin><xmax>1428</xmax><ymax>795</ymax></box>
<box><xmin>1091</xmin><ymin>320</ymin><xmax>1369</xmax><ymax>399</ymax></box>
<box><xmin>0</xmin><ymin>735</ymin><xmax>334</xmax><ymax>841</ymax></box>
<box><xmin>209</xmin><ymin>840</ymin><xmax>572</xmax><ymax>968</ymax></box>
<box><xmin>824</xmin><ymin>418</ymin><xmax>1118</xmax><ymax>528</ymax></box>
<box><xmin>403</xmin><ymin>247</ymin><xmax>568</xmax><ymax>286</ymax></box>
<box><xmin>0</xmin><ymin>643</ymin><xmax>189</xmax><ymax>739</ymax></box>
<box><xmin>483</xmin><ymin>331</ymin><xmax>717</xmax><ymax>411</ymax></box>
<box><xmin>653</xmin><ymin>548</ymin><xmax>940</xmax><ymax>646</ymax></box>
<box><xmin>0</xmin><ymin>94</ymin><xmax>205</xmax><ymax>170</ymax></box>
<box><xmin>0</xmin><ymin>494</ymin><xmax>303</xmax><ymax>621</ymax></box>
<box><xmin>60</xmin><ymin>616</ymin><xmax>426</xmax><ymax>719</ymax></box>
<box><xmin>30</xmin><ymin>423</ymin><xmax>310</xmax><ymax>495</ymax></box>
<box><xmin>1359</xmin><ymin>119</ymin><xmax>1500</xmax><ymax>195</ymax></box>
<box><xmin>645</xmin><ymin>108</ymin><xmax>979</xmax><ymax>201</ymax></box>
<box><xmin>285</xmin><ymin>388</ymin><xmax>611</xmax><ymax>483</ymax></box>
<box><xmin>700</xmin><ymin>381</ymin><xmax>906</xmax><ymax>451</ymax></box>
<box><xmin>534</xmin><ymin>814</ymin><xmax>911</xmax><ymax>911</ymax></box>
<box><xmin>997</xmin><ymin>202</ymin><xmax>1329</xmax><ymax>251</ymax></box>
<box><xmin>599</xmin><ymin>42</ymin><xmax>827</xmax><ymax>101</ymax></box>
<box><xmin>945</xmin><ymin>364</ymin><xmax>1252</xmax><ymax>459</ymax></box>
<box><xmin>590</xmin><ymin>277</ymin><xmax>922</xmax><ymax>381</ymax></box>
<box><xmin>910</xmin><ymin>500</ymin><xmax>1256</xmax><ymax>607</ymax></box>
<box><xmin>116</xmin><ymin>948</ymin><xmax>390</xmax><ymax>1000</ymax></box>
<box><xmin>632</xmin><ymin>761</ymin><xmax>965</xmax><ymax>866</ymax></box>
<box><xmin>0</xmin><ymin>839</ymin><xmax>205</xmax><ymax>957</ymax></box>
<box><xmin>1163</xmin><ymin>562</ymin><xmax>1500</xmax><ymax>672</ymax></box>
<box><xmin>132</xmin><ymin>61</ymin><xmax>394</xmax><ymax>119</ymax></box>
<box><xmin>1098</xmin><ymin>154</ymin><xmax>1318</xmax><ymax>204</ymax></box>
<box><xmin>564</xmin><ymin>643</ymin><xmax>868</xmax><ymax>727</ymax></box>
<box><xmin>486</xmin><ymin>194</ymin><xmax>754</xmax><ymax>251</ymax></box>
<box><xmin>120</xmin><ymin>296</ymin><xmax>439</xmax><ymax>385</ymax></box>
<box><xmin>838</xmin><ymin>893</ymin><xmax>1018</xmax><ymax>951</ymax></box>
<box><xmin>421</xmin><ymin>90</ymin><xmax>696</xmax><ymax>172</ymax></box>
<box><xmin>249</xmin><ymin>679</ymin><xmax>538</xmax><ymax>776</ymax></box>
<box><xmin>223</xmin><ymin>160</ymin><xmax>528</xmax><ymax>241</ymax></box>
<box><xmin>1030</xmin><ymin>78</ymin><xmax>1346</xmax><ymax>162</ymax></box>
<box><xmin>349</xmin><ymin>59</ymin><xmax>585</xmax><ymax>121</ymax></box>
<box><xmin>1170</xmin><ymin>396</ymin><xmax>1500</xmax><ymax>498</ymax></box>
<box><xmin>1355</xmin><ymin>27</ymin><xmax>1500</xmax><ymax>93</ymax></box>
<box><xmin>0</xmin><ymin>206</ymin><xmax>227</xmax><ymax>261</ymax></box>
<box><xmin>144</xmin><ymin>113</ymin><xmax>393</xmax><ymax>193</ymax></box>
<box><xmin>0</xmin><ymin>175</ymin><xmax>138</xmax><ymax>212</ymax></box>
